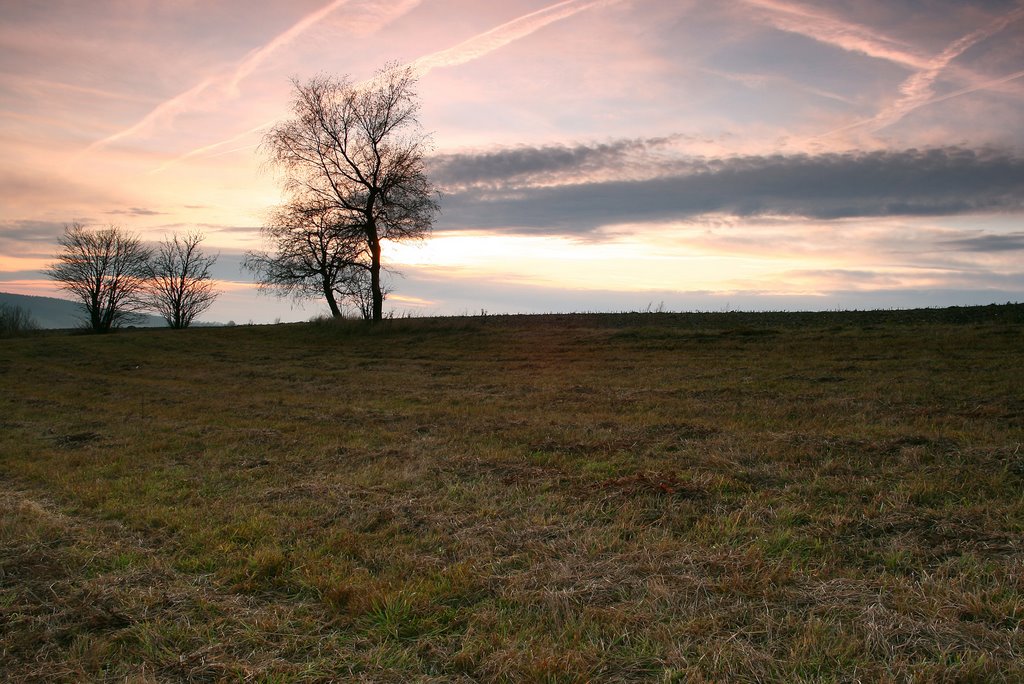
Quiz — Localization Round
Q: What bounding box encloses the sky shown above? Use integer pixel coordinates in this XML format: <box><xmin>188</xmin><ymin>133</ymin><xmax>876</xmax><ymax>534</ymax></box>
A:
<box><xmin>1</xmin><ymin>0</ymin><xmax>1023</xmax><ymax>323</ymax></box>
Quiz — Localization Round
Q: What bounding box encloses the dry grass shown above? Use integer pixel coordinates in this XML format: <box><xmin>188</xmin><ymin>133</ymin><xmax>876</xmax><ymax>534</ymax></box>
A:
<box><xmin>1</xmin><ymin>306</ymin><xmax>1022</xmax><ymax>681</ymax></box>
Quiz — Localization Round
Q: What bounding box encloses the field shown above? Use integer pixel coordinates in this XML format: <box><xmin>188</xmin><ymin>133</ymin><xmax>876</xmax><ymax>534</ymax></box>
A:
<box><xmin>2</xmin><ymin>306</ymin><xmax>1023</xmax><ymax>682</ymax></box>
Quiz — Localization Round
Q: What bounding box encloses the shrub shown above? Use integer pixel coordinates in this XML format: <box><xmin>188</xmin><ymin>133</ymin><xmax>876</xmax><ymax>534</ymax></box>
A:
<box><xmin>0</xmin><ymin>303</ymin><xmax>39</xmax><ymax>338</ymax></box>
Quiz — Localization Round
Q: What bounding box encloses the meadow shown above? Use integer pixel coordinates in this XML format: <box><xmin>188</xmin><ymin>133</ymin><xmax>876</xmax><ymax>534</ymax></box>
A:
<box><xmin>1</xmin><ymin>305</ymin><xmax>1022</xmax><ymax>682</ymax></box>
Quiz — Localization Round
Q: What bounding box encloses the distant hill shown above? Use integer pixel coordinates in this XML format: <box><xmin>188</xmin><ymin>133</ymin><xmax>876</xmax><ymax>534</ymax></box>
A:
<box><xmin>0</xmin><ymin>292</ymin><xmax>165</xmax><ymax>329</ymax></box>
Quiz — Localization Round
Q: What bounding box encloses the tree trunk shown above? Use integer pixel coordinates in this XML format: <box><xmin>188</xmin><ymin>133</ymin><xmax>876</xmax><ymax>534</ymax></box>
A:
<box><xmin>172</xmin><ymin>290</ymin><xmax>184</xmax><ymax>328</ymax></box>
<box><xmin>324</xmin><ymin>282</ymin><xmax>342</xmax><ymax>318</ymax></box>
<box><xmin>90</xmin><ymin>289</ymin><xmax>102</xmax><ymax>333</ymax></box>
<box><xmin>370</xmin><ymin>240</ymin><xmax>383</xmax><ymax>322</ymax></box>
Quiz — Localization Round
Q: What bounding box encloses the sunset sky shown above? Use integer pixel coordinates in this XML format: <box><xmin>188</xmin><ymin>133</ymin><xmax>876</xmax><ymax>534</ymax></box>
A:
<box><xmin>2</xmin><ymin>0</ymin><xmax>1023</xmax><ymax>322</ymax></box>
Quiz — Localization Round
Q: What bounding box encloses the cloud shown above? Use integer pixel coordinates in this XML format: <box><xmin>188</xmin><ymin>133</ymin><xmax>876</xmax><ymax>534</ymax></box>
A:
<box><xmin>941</xmin><ymin>232</ymin><xmax>1024</xmax><ymax>252</ymax></box>
<box><xmin>204</xmin><ymin>225</ymin><xmax>264</xmax><ymax>235</ymax></box>
<box><xmin>0</xmin><ymin>169</ymin><xmax>118</xmax><ymax>211</ymax></box>
<box><xmin>0</xmin><ymin>73</ymin><xmax>157</xmax><ymax>104</ymax></box>
<box><xmin>437</xmin><ymin>146</ymin><xmax>1024</xmax><ymax>232</ymax></box>
<box><xmin>106</xmin><ymin>207</ymin><xmax>166</xmax><ymax>216</ymax></box>
<box><xmin>0</xmin><ymin>219</ymin><xmax>64</xmax><ymax>241</ymax></box>
<box><xmin>0</xmin><ymin>220</ymin><xmax>65</xmax><ymax>256</ymax></box>
<box><xmin>429</xmin><ymin>137</ymin><xmax>676</xmax><ymax>188</ymax></box>
<box><xmin>0</xmin><ymin>220</ymin><xmax>67</xmax><ymax>266</ymax></box>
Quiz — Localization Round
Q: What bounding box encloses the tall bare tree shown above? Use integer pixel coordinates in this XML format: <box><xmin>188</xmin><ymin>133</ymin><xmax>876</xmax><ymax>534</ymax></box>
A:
<box><xmin>45</xmin><ymin>223</ymin><xmax>152</xmax><ymax>333</ymax></box>
<box><xmin>259</xmin><ymin>65</ymin><xmax>439</xmax><ymax>321</ymax></box>
<box><xmin>147</xmin><ymin>232</ymin><xmax>220</xmax><ymax>328</ymax></box>
<box><xmin>244</xmin><ymin>198</ymin><xmax>369</xmax><ymax>318</ymax></box>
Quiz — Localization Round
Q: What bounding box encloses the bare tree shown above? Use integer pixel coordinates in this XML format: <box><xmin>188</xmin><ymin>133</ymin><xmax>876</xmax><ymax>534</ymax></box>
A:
<box><xmin>45</xmin><ymin>223</ymin><xmax>152</xmax><ymax>333</ymax></box>
<box><xmin>147</xmin><ymin>232</ymin><xmax>220</xmax><ymax>328</ymax></box>
<box><xmin>244</xmin><ymin>198</ymin><xmax>370</xmax><ymax>318</ymax></box>
<box><xmin>259</xmin><ymin>65</ymin><xmax>439</xmax><ymax>321</ymax></box>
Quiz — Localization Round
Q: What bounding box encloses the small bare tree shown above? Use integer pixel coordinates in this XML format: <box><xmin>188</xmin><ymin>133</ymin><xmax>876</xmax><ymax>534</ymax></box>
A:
<box><xmin>45</xmin><ymin>223</ymin><xmax>152</xmax><ymax>333</ymax></box>
<box><xmin>344</xmin><ymin>267</ymin><xmax>389</xmax><ymax>321</ymax></box>
<box><xmin>244</xmin><ymin>198</ymin><xmax>370</xmax><ymax>318</ymax></box>
<box><xmin>260</xmin><ymin>65</ymin><xmax>439</xmax><ymax>321</ymax></box>
<box><xmin>147</xmin><ymin>232</ymin><xmax>220</xmax><ymax>328</ymax></box>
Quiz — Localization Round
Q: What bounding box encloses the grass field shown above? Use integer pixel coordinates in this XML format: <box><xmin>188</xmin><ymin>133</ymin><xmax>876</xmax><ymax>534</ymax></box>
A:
<box><xmin>2</xmin><ymin>305</ymin><xmax>1023</xmax><ymax>681</ymax></box>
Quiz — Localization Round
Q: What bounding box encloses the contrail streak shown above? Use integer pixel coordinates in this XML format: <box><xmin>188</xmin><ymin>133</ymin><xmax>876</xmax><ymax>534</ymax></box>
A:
<box><xmin>225</xmin><ymin>0</ymin><xmax>362</xmax><ymax>93</ymax></box>
<box><xmin>742</xmin><ymin>0</ymin><xmax>930</xmax><ymax>70</ymax></box>
<box><xmin>82</xmin><ymin>75</ymin><xmax>220</xmax><ymax>154</ymax></box>
<box><xmin>914</xmin><ymin>68</ymin><xmax>1024</xmax><ymax>110</ymax></box>
<box><xmin>821</xmin><ymin>67</ymin><xmax>1024</xmax><ymax>138</ymax></box>
<box><xmin>147</xmin><ymin>122</ymin><xmax>272</xmax><ymax>175</ymax></box>
<box><xmin>151</xmin><ymin>0</ymin><xmax>617</xmax><ymax>174</ymax></box>
<box><xmin>745</xmin><ymin>0</ymin><xmax>1024</xmax><ymax>106</ymax></box>
<box><xmin>83</xmin><ymin>0</ymin><xmax>354</xmax><ymax>155</ymax></box>
<box><xmin>862</xmin><ymin>5</ymin><xmax>1024</xmax><ymax>132</ymax></box>
<box><xmin>408</xmin><ymin>0</ymin><xmax>616</xmax><ymax>76</ymax></box>
<box><xmin>820</xmin><ymin>5</ymin><xmax>1024</xmax><ymax>138</ymax></box>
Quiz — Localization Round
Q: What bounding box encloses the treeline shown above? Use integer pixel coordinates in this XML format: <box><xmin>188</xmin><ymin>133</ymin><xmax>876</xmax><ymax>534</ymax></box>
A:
<box><xmin>46</xmin><ymin>223</ymin><xmax>219</xmax><ymax>333</ymax></box>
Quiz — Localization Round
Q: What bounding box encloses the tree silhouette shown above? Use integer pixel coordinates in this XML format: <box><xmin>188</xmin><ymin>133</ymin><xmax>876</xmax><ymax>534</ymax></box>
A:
<box><xmin>147</xmin><ymin>231</ymin><xmax>219</xmax><ymax>328</ymax></box>
<box><xmin>257</xmin><ymin>65</ymin><xmax>439</xmax><ymax>320</ymax></box>
<box><xmin>45</xmin><ymin>223</ymin><xmax>151</xmax><ymax>333</ymax></box>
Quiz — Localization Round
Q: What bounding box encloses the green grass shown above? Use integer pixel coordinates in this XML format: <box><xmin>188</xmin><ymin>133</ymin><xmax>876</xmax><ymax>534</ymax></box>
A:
<box><xmin>2</xmin><ymin>305</ymin><xmax>1023</xmax><ymax>681</ymax></box>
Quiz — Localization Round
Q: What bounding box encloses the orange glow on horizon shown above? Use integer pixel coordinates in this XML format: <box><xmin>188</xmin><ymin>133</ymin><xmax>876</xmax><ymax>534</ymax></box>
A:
<box><xmin>384</xmin><ymin>230</ymin><xmax>855</xmax><ymax>294</ymax></box>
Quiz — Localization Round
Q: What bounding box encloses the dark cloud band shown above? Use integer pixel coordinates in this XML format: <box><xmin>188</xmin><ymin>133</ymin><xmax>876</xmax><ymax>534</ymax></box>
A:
<box><xmin>436</xmin><ymin>147</ymin><xmax>1024</xmax><ymax>231</ymax></box>
<box><xmin>941</xmin><ymin>232</ymin><xmax>1024</xmax><ymax>252</ymax></box>
<box><xmin>429</xmin><ymin>137</ymin><xmax>679</xmax><ymax>187</ymax></box>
